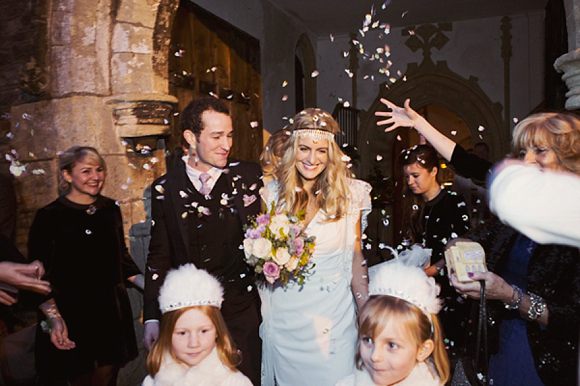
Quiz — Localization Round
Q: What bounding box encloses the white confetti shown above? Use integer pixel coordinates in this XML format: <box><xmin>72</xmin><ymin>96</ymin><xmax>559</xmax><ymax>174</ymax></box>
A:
<box><xmin>311</xmin><ymin>70</ymin><xmax>319</xmax><ymax>78</ymax></box>
<box><xmin>282</xmin><ymin>95</ymin><xmax>288</xmax><ymax>101</ymax></box>
<box><xmin>250</xmin><ymin>121</ymin><xmax>259</xmax><ymax>128</ymax></box>
<box><xmin>478</xmin><ymin>125</ymin><xmax>485</xmax><ymax>132</ymax></box>
<box><xmin>376</xmin><ymin>154</ymin><xmax>383</xmax><ymax>161</ymax></box>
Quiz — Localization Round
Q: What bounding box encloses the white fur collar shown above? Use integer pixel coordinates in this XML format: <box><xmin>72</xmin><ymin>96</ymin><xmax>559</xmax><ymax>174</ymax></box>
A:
<box><xmin>337</xmin><ymin>361</ymin><xmax>441</xmax><ymax>386</ymax></box>
<box><xmin>142</xmin><ymin>347</ymin><xmax>251</xmax><ymax>386</ymax></box>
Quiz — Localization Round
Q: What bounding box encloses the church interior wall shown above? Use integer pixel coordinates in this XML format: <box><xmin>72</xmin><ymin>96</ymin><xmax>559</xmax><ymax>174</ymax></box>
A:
<box><xmin>316</xmin><ymin>10</ymin><xmax>545</xmax><ymax>139</ymax></box>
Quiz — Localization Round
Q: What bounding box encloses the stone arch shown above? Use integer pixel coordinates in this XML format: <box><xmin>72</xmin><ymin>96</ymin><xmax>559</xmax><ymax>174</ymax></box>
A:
<box><xmin>358</xmin><ymin>59</ymin><xmax>505</xmax><ymax>177</ymax></box>
<box><xmin>296</xmin><ymin>33</ymin><xmax>317</xmax><ymax>108</ymax></box>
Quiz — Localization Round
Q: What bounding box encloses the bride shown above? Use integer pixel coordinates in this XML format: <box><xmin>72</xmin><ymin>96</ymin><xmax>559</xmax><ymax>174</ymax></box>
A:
<box><xmin>260</xmin><ymin>108</ymin><xmax>371</xmax><ymax>386</ymax></box>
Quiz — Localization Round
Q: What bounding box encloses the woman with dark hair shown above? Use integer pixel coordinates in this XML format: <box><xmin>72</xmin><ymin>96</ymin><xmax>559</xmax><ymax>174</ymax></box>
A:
<box><xmin>29</xmin><ymin>146</ymin><xmax>143</xmax><ymax>386</ymax></box>
<box><xmin>398</xmin><ymin>144</ymin><xmax>470</xmax><ymax>275</ymax></box>
<box><xmin>397</xmin><ymin>144</ymin><xmax>471</xmax><ymax>366</ymax></box>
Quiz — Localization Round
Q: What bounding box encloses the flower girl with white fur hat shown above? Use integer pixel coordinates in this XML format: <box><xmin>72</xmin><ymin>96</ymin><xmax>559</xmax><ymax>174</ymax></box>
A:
<box><xmin>337</xmin><ymin>254</ymin><xmax>450</xmax><ymax>385</ymax></box>
<box><xmin>143</xmin><ymin>264</ymin><xmax>252</xmax><ymax>386</ymax></box>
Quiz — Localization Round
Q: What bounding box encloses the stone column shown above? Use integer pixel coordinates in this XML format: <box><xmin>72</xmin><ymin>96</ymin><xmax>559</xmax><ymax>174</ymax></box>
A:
<box><xmin>555</xmin><ymin>49</ymin><xmax>580</xmax><ymax>110</ymax></box>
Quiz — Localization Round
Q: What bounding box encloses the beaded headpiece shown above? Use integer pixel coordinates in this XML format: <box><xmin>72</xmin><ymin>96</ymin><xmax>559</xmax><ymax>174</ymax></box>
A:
<box><xmin>158</xmin><ymin>264</ymin><xmax>224</xmax><ymax>313</ymax></box>
<box><xmin>291</xmin><ymin>128</ymin><xmax>335</xmax><ymax>142</ymax></box>
<box><xmin>368</xmin><ymin>249</ymin><xmax>442</xmax><ymax>317</ymax></box>
<box><xmin>291</xmin><ymin>108</ymin><xmax>337</xmax><ymax>143</ymax></box>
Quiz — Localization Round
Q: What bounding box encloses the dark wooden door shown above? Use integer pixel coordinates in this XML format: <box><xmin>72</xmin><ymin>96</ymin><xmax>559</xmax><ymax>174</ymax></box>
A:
<box><xmin>168</xmin><ymin>1</ymin><xmax>263</xmax><ymax>163</ymax></box>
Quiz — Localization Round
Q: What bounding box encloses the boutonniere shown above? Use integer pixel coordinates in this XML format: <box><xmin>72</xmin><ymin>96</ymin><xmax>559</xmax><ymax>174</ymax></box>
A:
<box><xmin>243</xmin><ymin>194</ymin><xmax>257</xmax><ymax>207</ymax></box>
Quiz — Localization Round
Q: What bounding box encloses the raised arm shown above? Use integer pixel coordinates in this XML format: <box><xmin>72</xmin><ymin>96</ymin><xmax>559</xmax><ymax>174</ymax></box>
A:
<box><xmin>375</xmin><ymin>98</ymin><xmax>457</xmax><ymax>161</ymax></box>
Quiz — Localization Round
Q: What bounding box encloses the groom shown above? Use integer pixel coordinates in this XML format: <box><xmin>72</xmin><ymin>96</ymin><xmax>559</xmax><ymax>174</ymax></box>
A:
<box><xmin>143</xmin><ymin>97</ymin><xmax>262</xmax><ymax>384</ymax></box>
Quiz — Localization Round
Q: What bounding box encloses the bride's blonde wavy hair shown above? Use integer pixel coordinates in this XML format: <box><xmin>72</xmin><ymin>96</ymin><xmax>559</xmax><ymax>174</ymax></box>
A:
<box><xmin>276</xmin><ymin>108</ymin><xmax>353</xmax><ymax>222</ymax></box>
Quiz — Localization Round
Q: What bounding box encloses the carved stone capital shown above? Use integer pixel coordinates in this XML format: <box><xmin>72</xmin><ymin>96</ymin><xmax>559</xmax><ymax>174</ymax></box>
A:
<box><xmin>105</xmin><ymin>93</ymin><xmax>178</xmax><ymax>137</ymax></box>
<box><xmin>554</xmin><ymin>49</ymin><xmax>580</xmax><ymax>109</ymax></box>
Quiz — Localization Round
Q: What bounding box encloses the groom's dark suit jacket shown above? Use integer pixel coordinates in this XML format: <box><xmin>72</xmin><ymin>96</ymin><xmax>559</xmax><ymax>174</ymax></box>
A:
<box><xmin>144</xmin><ymin>158</ymin><xmax>263</xmax><ymax>384</ymax></box>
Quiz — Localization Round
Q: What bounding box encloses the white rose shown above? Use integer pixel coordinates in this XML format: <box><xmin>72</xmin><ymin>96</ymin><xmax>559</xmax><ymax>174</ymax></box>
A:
<box><xmin>273</xmin><ymin>248</ymin><xmax>291</xmax><ymax>265</ymax></box>
<box><xmin>285</xmin><ymin>256</ymin><xmax>299</xmax><ymax>271</ymax></box>
<box><xmin>269</xmin><ymin>215</ymin><xmax>289</xmax><ymax>237</ymax></box>
<box><xmin>243</xmin><ymin>238</ymin><xmax>254</xmax><ymax>259</ymax></box>
<box><xmin>252</xmin><ymin>238</ymin><xmax>272</xmax><ymax>259</ymax></box>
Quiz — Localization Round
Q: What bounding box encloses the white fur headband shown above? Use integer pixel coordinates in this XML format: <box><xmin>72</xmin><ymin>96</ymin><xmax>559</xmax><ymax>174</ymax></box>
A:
<box><xmin>158</xmin><ymin>264</ymin><xmax>224</xmax><ymax>313</ymax></box>
<box><xmin>368</xmin><ymin>256</ymin><xmax>442</xmax><ymax>317</ymax></box>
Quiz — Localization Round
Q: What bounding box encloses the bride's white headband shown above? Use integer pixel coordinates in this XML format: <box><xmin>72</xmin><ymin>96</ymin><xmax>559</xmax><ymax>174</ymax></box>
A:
<box><xmin>291</xmin><ymin>128</ymin><xmax>335</xmax><ymax>142</ymax></box>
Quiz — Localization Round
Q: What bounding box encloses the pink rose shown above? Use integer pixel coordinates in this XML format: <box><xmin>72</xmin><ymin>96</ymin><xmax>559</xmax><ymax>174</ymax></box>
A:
<box><xmin>293</xmin><ymin>237</ymin><xmax>305</xmax><ymax>256</ymax></box>
<box><xmin>263</xmin><ymin>261</ymin><xmax>280</xmax><ymax>284</ymax></box>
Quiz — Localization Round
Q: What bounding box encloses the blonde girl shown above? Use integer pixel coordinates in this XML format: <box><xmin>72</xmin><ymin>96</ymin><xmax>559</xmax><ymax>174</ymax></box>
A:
<box><xmin>337</xmin><ymin>259</ymin><xmax>450</xmax><ymax>385</ymax></box>
<box><xmin>143</xmin><ymin>264</ymin><xmax>251</xmax><ymax>386</ymax></box>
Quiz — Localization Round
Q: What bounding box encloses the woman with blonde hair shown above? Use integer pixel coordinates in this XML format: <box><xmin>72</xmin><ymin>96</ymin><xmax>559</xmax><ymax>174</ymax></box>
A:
<box><xmin>29</xmin><ymin>146</ymin><xmax>143</xmax><ymax>385</ymax></box>
<box><xmin>511</xmin><ymin>112</ymin><xmax>580</xmax><ymax>174</ymax></box>
<box><xmin>259</xmin><ymin>128</ymin><xmax>291</xmax><ymax>183</ymax></box>
<box><xmin>449</xmin><ymin>112</ymin><xmax>580</xmax><ymax>386</ymax></box>
<box><xmin>260</xmin><ymin>108</ymin><xmax>372</xmax><ymax>386</ymax></box>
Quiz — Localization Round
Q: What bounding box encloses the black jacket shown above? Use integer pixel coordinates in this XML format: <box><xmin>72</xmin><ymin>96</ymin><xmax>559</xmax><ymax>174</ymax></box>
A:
<box><xmin>143</xmin><ymin>159</ymin><xmax>263</xmax><ymax>321</ymax></box>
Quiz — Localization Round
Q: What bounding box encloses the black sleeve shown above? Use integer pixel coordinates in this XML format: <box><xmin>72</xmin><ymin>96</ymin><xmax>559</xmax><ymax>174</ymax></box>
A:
<box><xmin>113</xmin><ymin>204</ymin><xmax>142</xmax><ymax>279</ymax></box>
<box><xmin>449</xmin><ymin>144</ymin><xmax>493</xmax><ymax>184</ymax></box>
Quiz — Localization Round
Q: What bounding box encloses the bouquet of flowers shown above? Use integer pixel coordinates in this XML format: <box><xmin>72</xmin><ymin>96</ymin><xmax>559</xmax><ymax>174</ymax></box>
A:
<box><xmin>243</xmin><ymin>204</ymin><xmax>315</xmax><ymax>285</ymax></box>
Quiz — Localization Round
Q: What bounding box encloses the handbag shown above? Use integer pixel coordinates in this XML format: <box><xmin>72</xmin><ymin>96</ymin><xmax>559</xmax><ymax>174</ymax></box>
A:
<box><xmin>450</xmin><ymin>280</ymin><xmax>488</xmax><ymax>386</ymax></box>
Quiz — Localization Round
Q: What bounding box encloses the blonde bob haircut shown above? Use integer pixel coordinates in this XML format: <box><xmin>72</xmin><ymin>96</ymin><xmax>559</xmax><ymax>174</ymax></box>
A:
<box><xmin>511</xmin><ymin>112</ymin><xmax>580</xmax><ymax>176</ymax></box>
<box><xmin>58</xmin><ymin>146</ymin><xmax>106</xmax><ymax>191</ymax></box>
<box><xmin>355</xmin><ymin>295</ymin><xmax>450</xmax><ymax>384</ymax></box>
<box><xmin>276</xmin><ymin>108</ymin><xmax>353</xmax><ymax>221</ymax></box>
<box><xmin>146</xmin><ymin>305</ymin><xmax>240</xmax><ymax>376</ymax></box>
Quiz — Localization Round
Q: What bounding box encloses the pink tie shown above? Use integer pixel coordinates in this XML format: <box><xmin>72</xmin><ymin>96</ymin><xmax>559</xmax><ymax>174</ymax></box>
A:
<box><xmin>199</xmin><ymin>172</ymin><xmax>211</xmax><ymax>195</ymax></box>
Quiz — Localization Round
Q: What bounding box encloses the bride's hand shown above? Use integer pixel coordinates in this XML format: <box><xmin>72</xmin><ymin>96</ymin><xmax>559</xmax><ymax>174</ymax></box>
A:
<box><xmin>375</xmin><ymin>98</ymin><xmax>420</xmax><ymax>132</ymax></box>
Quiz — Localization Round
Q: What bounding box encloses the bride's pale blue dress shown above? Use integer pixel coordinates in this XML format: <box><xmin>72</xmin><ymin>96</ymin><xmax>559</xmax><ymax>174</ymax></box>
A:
<box><xmin>260</xmin><ymin>179</ymin><xmax>371</xmax><ymax>386</ymax></box>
